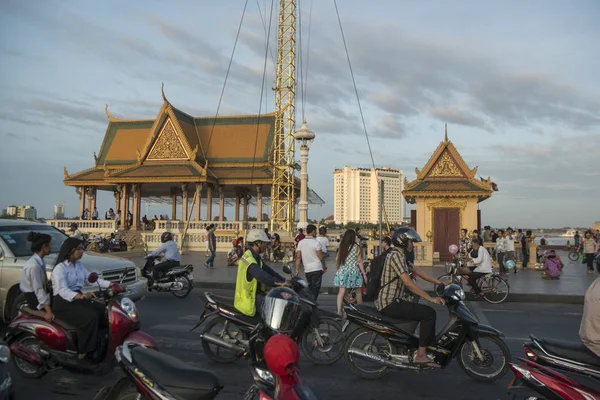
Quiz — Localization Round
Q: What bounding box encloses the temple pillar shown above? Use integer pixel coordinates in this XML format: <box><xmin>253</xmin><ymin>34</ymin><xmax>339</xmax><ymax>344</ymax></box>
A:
<box><xmin>113</xmin><ymin>187</ymin><xmax>121</xmax><ymax>217</ymax></box>
<box><xmin>256</xmin><ymin>185</ymin><xmax>263</xmax><ymax>222</ymax></box>
<box><xmin>206</xmin><ymin>184</ymin><xmax>213</xmax><ymax>221</ymax></box>
<box><xmin>195</xmin><ymin>183</ymin><xmax>202</xmax><ymax>221</ymax></box>
<box><xmin>89</xmin><ymin>187</ymin><xmax>97</xmax><ymax>220</ymax></box>
<box><xmin>120</xmin><ymin>184</ymin><xmax>129</xmax><ymax>228</ymax></box>
<box><xmin>235</xmin><ymin>191</ymin><xmax>241</xmax><ymax>222</ymax></box>
<box><xmin>219</xmin><ymin>185</ymin><xmax>225</xmax><ymax>222</ymax></box>
<box><xmin>79</xmin><ymin>186</ymin><xmax>86</xmax><ymax>219</ymax></box>
<box><xmin>243</xmin><ymin>192</ymin><xmax>249</xmax><ymax>223</ymax></box>
<box><xmin>170</xmin><ymin>187</ymin><xmax>178</xmax><ymax>221</ymax></box>
<box><xmin>132</xmin><ymin>184</ymin><xmax>141</xmax><ymax>230</ymax></box>
<box><xmin>182</xmin><ymin>183</ymin><xmax>189</xmax><ymax>222</ymax></box>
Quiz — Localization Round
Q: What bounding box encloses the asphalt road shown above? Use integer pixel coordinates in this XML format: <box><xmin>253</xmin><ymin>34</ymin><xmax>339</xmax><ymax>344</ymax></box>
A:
<box><xmin>4</xmin><ymin>290</ymin><xmax>585</xmax><ymax>400</ymax></box>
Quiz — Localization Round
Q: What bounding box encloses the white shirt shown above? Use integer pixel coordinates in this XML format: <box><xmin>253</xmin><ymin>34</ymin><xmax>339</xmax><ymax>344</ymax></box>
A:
<box><xmin>495</xmin><ymin>237</ymin><xmax>506</xmax><ymax>253</ymax></box>
<box><xmin>70</xmin><ymin>229</ymin><xmax>83</xmax><ymax>240</ymax></box>
<box><xmin>52</xmin><ymin>260</ymin><xmax>111</xmax><ymax>302</ymax></box>
<box><xmin>20</xmin><ymin>254</ymin><xmax>50</xmax><ymax>309</ymax></box>
<box><xmin>316</xmin><ymin>236</ymin><xmax>329</xmax><ymax>254</ymax></box>
<box><xmin>471</xmin><ymin>246</ymin><xmax>493</xmax><ymax>273</ymax></box>
<box><xmin>505</xmin><ymin>234</ymin><xmax>515</xmax><ymax>252</ymax></box>
<box><xmin>149</xmin><ymin>240</ymin><xmax>181</xmax><ymax>262</ymax></box>
<box><xmin>297</xmin><ymin>236</ymin><xmax>323</xmax><ymax>273</ymax></box>
<box><xmin>580</xmin><ymin>277</ymin><xmax>600</xmax><ymax>358</ymax></box>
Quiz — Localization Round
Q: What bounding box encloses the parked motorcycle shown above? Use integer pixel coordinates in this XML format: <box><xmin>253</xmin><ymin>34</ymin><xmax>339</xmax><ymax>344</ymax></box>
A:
<box><xmin>143</xmin><ymin>255</ymin><xmax>194</xmax><ymax>299</ymax></box>
<box><xmin>192</xmin><ymin>265</ymin><xmax>344</xmax><ymax>365</ymax></box>
<box><xmin>342</xmin><ymin>283</ymin><xmax>511</xmax><ymax>381</ymax></box>
<box><xmin>507</xmin><ymin>357</ymin><xmax>600</xmax><ymax>399</ymax></box>
<box><xmin>5</xmin><ymin>271</ymin><xmax>157</xmax><ymax>378</ymax></box>
<box><xmin>521</xmin><ymin>334</ymin><xmax>600</xmax><ymax>381</ymax></box>
<box><xmin>93</xmin><ymin>342</ymin><xmax>223</xmax><ymax>400</ymax></box>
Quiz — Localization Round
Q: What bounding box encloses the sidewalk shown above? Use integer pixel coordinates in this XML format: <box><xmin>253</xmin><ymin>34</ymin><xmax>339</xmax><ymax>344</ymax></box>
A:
<box><xmin>127</xmin><ymin>250</ymin><xmax>597</xmax><ymax>304</ymax></box>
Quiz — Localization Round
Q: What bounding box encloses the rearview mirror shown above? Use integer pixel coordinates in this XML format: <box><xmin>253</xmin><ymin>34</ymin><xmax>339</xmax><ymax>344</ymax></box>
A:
<box><xmin>282</xmin><ymin>265</ymin><xmax>292</xmax><ymax>275</ymax></box>
<box><xmin>88</xmin><ymin>272</ymin><xmax>99</xmax><ymax>283</ymax></box>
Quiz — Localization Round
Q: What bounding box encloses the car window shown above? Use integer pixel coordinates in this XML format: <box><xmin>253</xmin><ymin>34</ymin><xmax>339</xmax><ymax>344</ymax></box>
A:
<box><xmin>0</xmin><ymin>225</ymin><xmax>68</xmax><ymax>257</ymax></box>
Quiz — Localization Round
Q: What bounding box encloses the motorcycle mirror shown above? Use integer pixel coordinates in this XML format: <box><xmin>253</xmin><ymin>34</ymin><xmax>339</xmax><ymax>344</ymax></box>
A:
<box><xmin>88</xmin><ymin>272</ymin><xmax>99</xmax><ymax>283</ymax></box>
<box><xmin>282</xmin><ymin>265</ymin><xmax>292</xmax><ymax>275</ymax></box>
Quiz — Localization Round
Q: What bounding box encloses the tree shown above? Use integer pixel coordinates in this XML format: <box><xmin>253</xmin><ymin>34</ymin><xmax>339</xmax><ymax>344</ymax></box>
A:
<box><xmin>213</xmin><ymin>216</ymin><xmax>227</xmax><ymax>221</ymax></box>
<box><xmin>262</xmin><ymin>213</ymin><xmax>269</xmax><ymax>221</ymax></box>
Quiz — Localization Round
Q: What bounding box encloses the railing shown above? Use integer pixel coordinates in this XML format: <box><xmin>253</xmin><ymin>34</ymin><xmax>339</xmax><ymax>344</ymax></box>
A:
<box><xmin>46</xmin><ymin>219</ymin><xmax>117</xmax><ymax>234</ymax></box>
<box><xmin>153</xmin><ymin>220</ymin><xmax>269</xmax><ymax>233</ymax></box>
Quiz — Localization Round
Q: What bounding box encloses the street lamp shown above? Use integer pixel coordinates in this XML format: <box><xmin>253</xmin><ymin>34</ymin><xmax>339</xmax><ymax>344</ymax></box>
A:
<box><xmin>294</xmin><ymin>120</ymin><xmax>315</xmax><ymax>231</ymax></box>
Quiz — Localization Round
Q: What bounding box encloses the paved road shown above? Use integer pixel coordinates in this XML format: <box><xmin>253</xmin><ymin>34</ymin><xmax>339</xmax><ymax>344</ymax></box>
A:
<box><xmin>5</xmin><ymin>289</ymin><xmax>586</xmax><ymax>399</ymax></box>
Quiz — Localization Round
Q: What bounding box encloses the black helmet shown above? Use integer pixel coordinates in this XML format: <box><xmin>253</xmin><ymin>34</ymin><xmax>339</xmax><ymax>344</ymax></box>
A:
<box><xmin>161</xmin><ymin>231</ymin><xmax>173</xmax><ymax>243</ymax></box>
<box><xmin>391</xmin><ymin>227</ymin><xmax>422</xmax><ymax>248</ymax></box>
<box><xmin>261</xmin><ymin>287</ymin><xmax>302</xmax><ymax>335</ymax></box>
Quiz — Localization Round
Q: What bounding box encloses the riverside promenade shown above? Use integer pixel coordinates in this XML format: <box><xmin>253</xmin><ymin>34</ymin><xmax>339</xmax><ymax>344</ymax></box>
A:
<box><xmin>127</xmin><ymin>249</ymin><xmax>596</xmax><ymax>304</ymax></box>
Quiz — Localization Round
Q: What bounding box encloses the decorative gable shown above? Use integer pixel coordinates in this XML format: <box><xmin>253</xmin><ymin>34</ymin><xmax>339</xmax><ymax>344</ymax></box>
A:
<box><xmin>426</xmin><ymin>151</ymin><xmax>465</xmax><ymax>178</ymax></box>
<box><xmin>147</xmin><ymin>118</ymin><xmax>189</xmax><ymax>161</ymax></box>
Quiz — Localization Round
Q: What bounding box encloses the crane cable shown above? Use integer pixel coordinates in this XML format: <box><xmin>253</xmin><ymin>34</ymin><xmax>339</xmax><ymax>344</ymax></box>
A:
<box><xmin>333</xmin><ymin>0</ymin><xmax>391</xmax><ymax>233</ymax></box>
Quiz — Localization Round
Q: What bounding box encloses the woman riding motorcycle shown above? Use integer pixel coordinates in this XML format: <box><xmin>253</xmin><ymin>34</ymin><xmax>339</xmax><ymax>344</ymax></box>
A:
<box><xmin>20</xmin><ymin>231</ymin><xmax>55</xmax><ymax>322</ymax></box>
<box><xmin>51</xmin><ymin>237</ymin><xmax>115</xmax><ymax>361</ymax></box>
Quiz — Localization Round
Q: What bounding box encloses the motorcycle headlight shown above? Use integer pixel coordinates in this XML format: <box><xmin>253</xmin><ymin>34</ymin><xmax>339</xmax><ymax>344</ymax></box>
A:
<box><xmin>120</xmin><ymin>297</ymin><xmax>138</xmax><ymax>320</ymax></box>
<box><xmin>254</xmin><ymin>367</ymin><xmax>274</xmax><ymax>385</ymax></box>
<box><xmin>0</xmin><ymin>345</ymin><xmax>9</xmax><ymax>364</ymax></box>
<box><xmin>452</xmin><ymin>288</ymin><xmax>466</xmax><ymax>302</ymax></box>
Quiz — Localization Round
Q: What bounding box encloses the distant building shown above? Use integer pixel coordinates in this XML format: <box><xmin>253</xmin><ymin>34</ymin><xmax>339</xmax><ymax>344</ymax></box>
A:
<box><xmin>333</xmin><ymin>166</ymin><xmax>404</xmax><ymax>225</ymax></box>
<box><xmin>6</xmin><ymin>205</ymin><xmax>37</xmax><ymax>220</ymax></box>
<box><xmin>53</xmin><ymin>204</ymin><xmax>65</xmax><ymax>219</ymax></box>
<box><xmin>0</xmin><ymin>209</ymin><xmax>6</xmax><ymax>217</ymax></box>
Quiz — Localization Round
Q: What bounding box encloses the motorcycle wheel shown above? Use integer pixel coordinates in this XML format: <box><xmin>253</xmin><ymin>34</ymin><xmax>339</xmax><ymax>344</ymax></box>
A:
<box><xmin>171</xmin><ymin>276</ymin><xmax>192</xmax><ymax>299</ymax></box>
<box><xmin>301</xmin><ymin>317</ymin><xmax>345</xmax><ymax>365</ymax></box>
<box><xmin>344</xmin><ymin>327</ymin><xmax>392</xmax><ymax>379</ymax></box>
<box><xmin>95</xmin><ymin>378</ymin><xmax>141</xmax><ymax>400</ymax></box>
<box><xmin>457</xmin><ymin>334</ymin><xmax>511</xmax><ymax>381</ymax></box>
<box><xmin>12</xmin><ymin>334</ymin><xmax>46</xmax><ymax>378</ymax></box>
<box><xmin>201</xmin><ymin>316</ymin><xmax>247</xmax><ymax>363</ymax></box>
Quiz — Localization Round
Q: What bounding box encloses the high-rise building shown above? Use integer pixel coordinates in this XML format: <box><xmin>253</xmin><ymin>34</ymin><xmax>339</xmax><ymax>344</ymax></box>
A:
<box><xmin>333</xmin><ymin>166</ymin><xmax>404</xmax><ymax>225</ymax></box>
<box><xmin>53</xmin><ymin>204</ymin><xmax>65</xmax><ymax>219</ymax></box>
<box><xmin>6</xmin><ymin>205</ymin><xmax>37</xmax><ymax>220</ymax></box>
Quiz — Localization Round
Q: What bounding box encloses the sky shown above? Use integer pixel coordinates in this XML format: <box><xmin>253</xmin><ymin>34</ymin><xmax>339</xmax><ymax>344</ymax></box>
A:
<box><xmin>0</xmin><ymin>0</ymin><xmax>598</xmax><ymax>228</ymax></box>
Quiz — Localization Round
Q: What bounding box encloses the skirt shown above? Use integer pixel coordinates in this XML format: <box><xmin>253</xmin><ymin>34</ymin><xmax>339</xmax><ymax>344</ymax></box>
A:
<box><xmin>53</xmin><ymin>295</ymin><xmax>105</xmax><ymax>354</ymax></box>
<box><xmin>333</xmin><ymin>265</ymin><xmax>363</xmax><ymax>289</ymax></box>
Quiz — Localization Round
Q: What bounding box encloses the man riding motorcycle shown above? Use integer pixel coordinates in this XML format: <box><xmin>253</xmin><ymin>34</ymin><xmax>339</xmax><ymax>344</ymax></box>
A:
<box><xmin>234</xmin><ymin>229</ymin><xmax>289</xmax><ymax>317</ymax></box>
<box><xmin>146</xmin><ymin>232</ymin><xmax>180</xmax><ymax>280</ymax></box>
<box><xmin>375</xmin><ymin>227</ymin><xmax>447</xmax><ymax>367</ymax></box>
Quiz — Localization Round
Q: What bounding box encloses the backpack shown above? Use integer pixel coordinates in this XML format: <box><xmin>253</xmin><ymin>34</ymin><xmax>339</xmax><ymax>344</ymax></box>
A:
<box><xmin>363</xmin><ymin>250</ymin><xmax>397</xmax><ymax>302</ymax></box>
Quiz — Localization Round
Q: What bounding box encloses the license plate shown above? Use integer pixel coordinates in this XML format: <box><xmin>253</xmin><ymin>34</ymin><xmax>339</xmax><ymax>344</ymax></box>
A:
<box><xmin>187</xmin><ymin>273</ymin><xmax>194</xmax><ymax>281</ymax></box>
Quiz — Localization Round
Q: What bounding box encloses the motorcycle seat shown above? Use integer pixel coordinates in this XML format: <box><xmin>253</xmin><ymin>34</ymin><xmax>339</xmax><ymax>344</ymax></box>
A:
<box><xmin>131</xmin><ymin>346</ymin><xmax>222</xmax><ymax>400</ymax></box>
<box><xmin>539</xmin><ymin>338</ymin><xmax>600</xmax><ymax>368</ymax></box>
<box><xmin>353</xmin><ymin>304</ymin><xmax>418</xmax><ymax>334</ymax></box>
<box><xmin>207</xmin><ymin>294</ymin><xmax>261</xmax><ymax>326</ymax></box>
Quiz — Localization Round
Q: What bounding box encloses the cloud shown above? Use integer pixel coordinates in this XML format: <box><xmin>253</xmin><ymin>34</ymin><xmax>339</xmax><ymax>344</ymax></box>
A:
<box><xmin>427</xmin><ymin>106</ymin><xmax>489</xmax><ymax>130</ymax></box>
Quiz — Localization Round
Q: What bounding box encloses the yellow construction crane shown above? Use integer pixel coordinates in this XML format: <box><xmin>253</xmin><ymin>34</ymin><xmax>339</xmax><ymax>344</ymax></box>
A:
<box><xmin>270</xmin><ymin>0</ymin><xmax>297</xmax><ymax>234</ymax></box>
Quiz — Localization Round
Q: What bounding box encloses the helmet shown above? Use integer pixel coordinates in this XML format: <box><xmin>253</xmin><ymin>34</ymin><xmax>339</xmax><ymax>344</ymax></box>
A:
<box><xmin>391</xmin><ymin>227</ymin><xmax>422</xmax><ymax>247</ymax></box>
<box><xmin>246</xmin><ymin>229</ymin><xmax>270</xmax><ymax>244</ymax></box>
<box><xmin>161</xmin><ymin>232</ymin><xmax>173</xmax><ymax>243</ymax></box>
<box><xmin>261</xmin><ymin>287</ymin><xmax>302</xmax><ymax>335</ymax></box>
<box><xmin>263</xmin><ymin>334</ymin><xmax>300</xmax><ymax>377</ymax></box>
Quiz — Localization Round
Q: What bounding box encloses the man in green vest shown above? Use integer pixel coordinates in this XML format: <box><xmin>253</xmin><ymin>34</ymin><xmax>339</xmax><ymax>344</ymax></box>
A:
<box><xmin>234</xmin><ymin>229</ymin><xmax>289</xmax><ymax>317</ymax></box>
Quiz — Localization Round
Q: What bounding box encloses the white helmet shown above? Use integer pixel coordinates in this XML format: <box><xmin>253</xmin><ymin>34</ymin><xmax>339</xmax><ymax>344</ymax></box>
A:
<box><xmin>246</xmin><ymin>229</ymin><xmax>270</xmax><ymax>244</ymax></box>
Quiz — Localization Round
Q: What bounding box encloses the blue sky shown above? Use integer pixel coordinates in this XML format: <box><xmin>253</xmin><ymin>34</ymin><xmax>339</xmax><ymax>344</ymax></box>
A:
<box><xmin>0</xmin><ymin>0</ymin><xmax>598</xmax><ymax>228</ymax></box>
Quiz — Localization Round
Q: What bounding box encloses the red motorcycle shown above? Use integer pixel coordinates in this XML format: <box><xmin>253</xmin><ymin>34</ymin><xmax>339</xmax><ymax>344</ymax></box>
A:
<box><xmin>4</xmin><ymin>271</ymin><xmax>157</xmax><ymax>378</ymax></box>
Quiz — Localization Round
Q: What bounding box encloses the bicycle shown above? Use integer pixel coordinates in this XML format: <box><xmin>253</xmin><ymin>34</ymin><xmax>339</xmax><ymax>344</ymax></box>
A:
<box><xmin>568</xmin><ymin>246</ymin><xmax>583</xmax><ymax>262</ymax></box>
<box><xmin>435</xmin><ymin>255</ymin><xmax>509</xmax><ymax>304</ymax></box>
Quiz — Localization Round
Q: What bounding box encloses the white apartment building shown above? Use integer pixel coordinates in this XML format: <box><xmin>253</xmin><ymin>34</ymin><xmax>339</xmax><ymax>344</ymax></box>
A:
<box><xmin>6</xmin><ymin>205</ymin><xmax>37</xmax><ymax>220</ymax></box>
<box><xmin>54</xmin><ymin>204</ymin><xmax>65</xmax><ymax>219</ymax></box>
<box><xmin>333</xmin><ymin>166</ymin><xmax>404</xmax><ymax>225</ymax></box>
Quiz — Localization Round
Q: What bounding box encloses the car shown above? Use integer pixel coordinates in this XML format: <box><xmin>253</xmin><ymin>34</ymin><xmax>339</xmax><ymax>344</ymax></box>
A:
<box><xmin>0</xmin><ymin>219</ymin><xmax>148</xmax><ymax>322</ymax></box>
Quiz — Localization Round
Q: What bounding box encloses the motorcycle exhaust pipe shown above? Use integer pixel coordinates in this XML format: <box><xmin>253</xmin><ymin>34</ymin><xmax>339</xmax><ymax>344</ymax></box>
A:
<box><xmin>10</xmin><ymin>343</ymin><xmax>43</xmax><ymax>367</ymax></box>
<box><xmin>347</xmin><ymin>348</ymin><xmax>417</xmax><ymax>370</ymax></box>
<box><xmin>199</xmin><ymin>333</ymin><xmax>246</xmax><ymax>353</ymax></box>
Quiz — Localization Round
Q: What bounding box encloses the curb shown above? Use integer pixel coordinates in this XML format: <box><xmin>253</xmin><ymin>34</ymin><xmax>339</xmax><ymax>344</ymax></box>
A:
<box><xmin>194</xmin><ymin>283</ymin><xmax>584</xmax><ymax>304</ymax></box>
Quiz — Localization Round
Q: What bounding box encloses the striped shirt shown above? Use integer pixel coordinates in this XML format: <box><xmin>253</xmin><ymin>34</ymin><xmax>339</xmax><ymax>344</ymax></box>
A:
<box><xmin>375</xmin><ymin>248</ymin><xmax>415</xmax><ymax>311</ymax></box>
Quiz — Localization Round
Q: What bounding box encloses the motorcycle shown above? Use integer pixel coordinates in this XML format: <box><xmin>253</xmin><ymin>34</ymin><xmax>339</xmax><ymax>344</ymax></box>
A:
<box><xmin>143</xmin><ymin>255</ymin><xmax>194</xmax><ymax>299</ymax></box>
<box><xmin>507</xmin><ymin>357</ymin><xmax>600</xmax><ymax>399</ymax></box>
<box><xmin>192</xmin><ymin>265</ymin><xmax>344</xmax><ymax>365</ymax></box>
<box><xmin>342</xmin><ymin>283</ymin><xmax>511</xmax><ymax>381</ymax></box>
<box><xmin>93</xmin><ymin>342</ymin><xmax>223</xmax><ymax>400</ymax></box>
<box><xmin>5</xmin><ymin>271</ymin><xmax>157</xmax><ymax>378</ymax></box>
<box><xmin>0</xmin><ymin>342</ymin><xmax>14</xmax><ymax>399</ymax></box>
<box><xmin>521</xmin><ymin>334</ymin><xmax>600</xmax><ymax>381</ymax></box>
<box><xmin>227</xmin><ymin>244</ymin><xmax>243</xmax><ymax>266</ymax></box>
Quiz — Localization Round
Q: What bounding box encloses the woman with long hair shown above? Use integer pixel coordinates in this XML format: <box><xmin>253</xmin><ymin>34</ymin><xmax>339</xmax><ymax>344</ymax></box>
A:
<box><xmin>19</xmin><ymin>232</ymin><xmax>54</xmax><ymax>322</ymax></box>
<box><xmin>333</xmin><ymin>229</ymin><xmax>368</xmax><ymax>317</ymax></box>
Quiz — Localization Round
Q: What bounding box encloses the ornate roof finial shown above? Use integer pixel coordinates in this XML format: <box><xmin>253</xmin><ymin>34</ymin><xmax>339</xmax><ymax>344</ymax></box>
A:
<box><xmin>161</xmin><ymin>82</ymin><xmax>169</xmax><ymax>104</ymax></box>
<box><xmin>93</xmin><ymin>152</ymin><xmax>98</xmax><ymax>164</ymax></box>
<box><xmin>63</xmin><ymin>166</ymin><xmax>69</xmax><ymax>179</ymax></box>
<box><xmin>444</xmin><ymin>123</ymin><xmax>448</xmax><ymax>142</ymax></box>
<box><xmin>105</xmin><ymin>104</ymin><xmax>120</xmax><ymax>121</ymax></box>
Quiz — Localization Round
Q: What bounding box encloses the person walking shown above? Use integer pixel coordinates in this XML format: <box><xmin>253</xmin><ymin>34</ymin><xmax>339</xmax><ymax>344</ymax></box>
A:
<box><xmin>204</xmin><ymin>224</ymin><xmax>217</xmax><ymax>269</ymax></box>
<box><xmin>333</xmin><ymin>229</ymin><xmax>367</xmax><ymax>317</ymax></box>
<box><xmin>204</xmin><ymin>230</ymin><xmax>210</xmax><ymax>257</ymax></box>
<box><xmin>521</xmin><ymin>230</ymin><xmax>531</xmax><ymax>269</ymax></box>
<box><xmin>295</xmin><ymin>224</ymin><xmax>324</xmax><ymax>300</ymax></box>
<box><xmin>495</xmin><ymin>229</ymin><xmax>507</xmax><ymax>278</ymax></box>
<box><xmin>583</xmin><ymin>231</ymin><xmax>598</xmax><ymax>274</ymax></box>
<box><xmin>505</xmin><ymin>227</ymin><xmax>517</xmax><ymax>275</ymax></box>
<box><xmin>294</xmin><ymin>228</ymin><xmax>305</xmax><ymax>248</ymax></box>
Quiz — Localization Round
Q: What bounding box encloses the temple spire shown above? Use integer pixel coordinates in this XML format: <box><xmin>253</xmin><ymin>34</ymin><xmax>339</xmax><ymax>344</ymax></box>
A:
<box><xmin>161</xmin><ymin>82</ymin><xmax>169</xmax><ymax>104</ymax></box>
<box><xmin>444</xmin><ymin>123</ymin><xmax>448</xmax><ymax>142</ymax></box>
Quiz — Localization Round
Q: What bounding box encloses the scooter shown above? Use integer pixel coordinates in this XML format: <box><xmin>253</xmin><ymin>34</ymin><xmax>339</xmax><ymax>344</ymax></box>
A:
<box><xmin>507</xmin><ymin>357</ymin><xmax>600</xmax><ymax>399</ymax></box>
<box><xmin>193</xmin><ymin>265</ymin><xmax>344</xmax><ymax>365</ymax></box>
<box><xmin>5</xmin><ymin>271</ymin><xmax>157</xmax><ymax>378</ymax></box>
<box><xmin>93</xmin><ymin>342</ymin><xmax>223</xmax><ymax>400</ymax></box>
<box><xmin>143</xmin><ymin>255</ymin><xmax>194</xmax><ymax>299</ymax></box>
<box><xmin>342</xmin><ymin>283</ymin><xmax>511</xmax><ymax>381</ymax></box>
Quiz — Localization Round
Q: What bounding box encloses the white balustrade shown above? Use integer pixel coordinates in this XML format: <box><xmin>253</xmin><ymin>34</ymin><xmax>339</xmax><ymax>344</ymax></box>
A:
<box><xmin>46</xmin><ymin>219</ymin><xmax>117</xmax><ymax>234</ymax></box>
